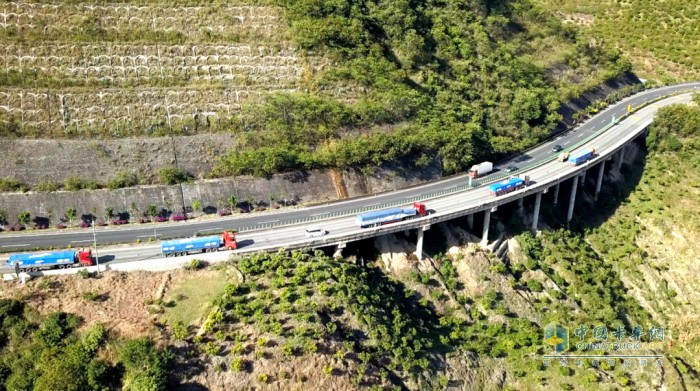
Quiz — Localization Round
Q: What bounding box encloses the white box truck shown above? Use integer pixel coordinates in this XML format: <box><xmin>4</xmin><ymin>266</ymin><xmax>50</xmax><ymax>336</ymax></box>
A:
<box><xmin>468</xmin><ymin>161</ymin><xmax>493</xmax><ymax>178</ymax></box>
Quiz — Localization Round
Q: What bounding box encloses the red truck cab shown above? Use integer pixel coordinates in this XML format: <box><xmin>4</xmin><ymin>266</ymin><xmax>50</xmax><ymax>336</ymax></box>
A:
<box><xmin>77</xmin><ymin>249</ymin><xmax>94</xmax><ymax>266</ymax></box>
<box><xmin>413</xmin><ymin>202</ymin><xmax>428</xmax><ymax>216</ymax></box>
<box><xmin>222</xmin><ymin>231</ymin><xmax>237</xmax><ymax>250</ymax></box>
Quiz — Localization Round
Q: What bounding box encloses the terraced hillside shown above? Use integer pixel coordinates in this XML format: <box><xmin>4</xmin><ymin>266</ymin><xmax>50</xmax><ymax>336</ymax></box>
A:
<box><xmin>0</xmin><ymin>1</ymin><xmax>317</xmax><ymax>138</ymax></box>
<box><xmin>1</xmin><ymin>0</ymin><xmax>633</xmax><ymax>178</ymax></box>
<box><xmin>536</xmin><ymin>0</ymin><xmax>700</xmax><ymax>82</ymax></box>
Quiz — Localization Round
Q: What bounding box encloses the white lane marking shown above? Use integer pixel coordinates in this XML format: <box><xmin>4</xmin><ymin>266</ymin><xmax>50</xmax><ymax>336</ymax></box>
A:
<box><xmin>564</xmin><ymin>141</ymin><xmax>570</xmax><ymax>145</ymax></box>
<box><xmin>70</xmin><ymin>240</ymin><xmax>92</xmax><ymax>243</ymax></box>
<box><xmin>1</xmin><ymin>244</ymin><xmax>29</xmax><ymax>248</ymax></box>
<box><xmin>257</xmin><ymin>220</ymin><xmax>279</xmax><ymax>224</ymax></box>
<box><xmin>578</xmin><ymin>134</ymin><xmax>584</xmax><ymax>138</ymax></box>
<box><xmin>407</xmin><ymin>194</ymin><xmax>422</xmax><ymax>198</ymax></box>
<box><xmin>444</xmin><ymin>185</ymin><xmax>457</xmax><ymax>190</ymax></box>
<box><xmin>137</xmin><ymin>234</ymin><xmax>161</xmax><ymax>238</ymax></box>
<box><xmin>310</xmin><ymin>212</ymin><xmax>329</xmax><ymax>217</ymax></box>
<box><xmin>364</xmin><ymin>203</ymin><xmax>381</xmax><ymax>207</ymax></box>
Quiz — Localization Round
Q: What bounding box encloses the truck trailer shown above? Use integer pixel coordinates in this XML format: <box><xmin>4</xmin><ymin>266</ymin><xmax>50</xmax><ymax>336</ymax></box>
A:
<box><xmin>468</xmin><ymin>162</ymin><xmax>493</xmax><ymax>178</ymax></box>
<box><xmin>567</xmin><ymin>148</ymin><xmax>596</xmax><ymax>165</ymax></box>
<box><xmin>488</xmin><ymin>175</ymin><xmax>530</xmax><ymax>196</ymax></box>
<box><xmin>356</xmin><ymin>202</ymin><xmax>428</xmax><ymax>228</ymax></box>
<box><xmin>8</xmin><ymin>249</ymin><xmax>93</xmax><ymax>272</ymax></box>
<box><xmin>161</xmin><ymin>231</ymin><xmax>237</xmax><ymax>257</ymax></box>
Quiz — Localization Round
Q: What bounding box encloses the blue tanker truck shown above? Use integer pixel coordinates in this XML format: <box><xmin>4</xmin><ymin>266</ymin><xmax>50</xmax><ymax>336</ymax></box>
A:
<box><xmin>488</xmin><ymin>175</ymin><xmax>530</xmax><ymax>196</ymax></box>
<box><xmin>356</xmin><ymin>202</ymin><xmax>428</xmax><ymax>228</ymax></box>
<box><xmin>8</xmin><ymin>249</ymin><xmax>94</xmax><ymax>272</ymax></box>
<box><xmin>160</xmin><ymin>231</ymin><xmax>237</xmax><ymax>257</ymax></box>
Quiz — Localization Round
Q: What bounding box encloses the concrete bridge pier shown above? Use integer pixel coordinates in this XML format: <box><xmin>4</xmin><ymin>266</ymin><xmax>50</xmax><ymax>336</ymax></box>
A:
<box><xmin>553</xmin><ymin>182</ymin><xmax>560</xmax><ymax>206</ymax></box>
<box><xmin>415</xmin><ymin>225</ymin><xmax>431</xmax><ymax>261</ymax></box>
<box><xmin>333</xmin><ymin>242</ymin><xmax>347</xmax><ymax>259</ymax></box>
<box><xmin>567</xmin><ymin>175</ymin><xmax>579</xmax><ymax>222</ymax></box>
<box><xmin>595</xmin><ymin>161</ymin><xmax>605</xmax><ymax>201</ymax></box>
<box><xmin>517</xmin><ymin>196</ymin><xmax>524</xmax><ymax>211</ymax></box>
<box><xmin>531</xmin><ymin>191</ymin><xmax>542</xmax><ymax>231</ymax></box>
<box><xmin>616</xmin><ymin>147</ymin><xmax>625</xmax><ymax>170</ymax></box>
<box><xmin>580</xmin><ymin>170</ymin><xmax>586</xmax><ymax>186</ymax></box>
<box><xmin>467</xmin><ymin>214</ymin><xmax>474</xmax><ymax>230</ymax></box>
<box><xmin>481</xmin><ymin>209</ymin><xmax>492</xmax><ymax>247</ymax></box>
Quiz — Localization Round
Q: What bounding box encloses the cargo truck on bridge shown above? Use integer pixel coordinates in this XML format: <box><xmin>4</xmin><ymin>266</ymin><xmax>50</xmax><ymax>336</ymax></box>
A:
<box><xmin>488</xmin><ymin>175</ymin><xmax>530</xmax><ymax>196</ymax></box>
<box><xmin>8</xmin><ymin>249</ymin><xmax>94</xmax><ymax>272</ymax></box>
<box><xmin>161</xmin><ymin>231</ymin><xmax>237</xmax><ymax>257</ymax></box>
<box><xmin>356</xmin><ymin>202</ymin><xmax>428</xmax><ymax>228</ymax></box>
<box><xmin>468</xmin><ymin>162</ymin><xmax>493</xmax><ymax>178</ymax></box>
<box><xmin>558</xmin><ymin>148</ymin><xmax>596</xmax><ymax>165</ymax></box>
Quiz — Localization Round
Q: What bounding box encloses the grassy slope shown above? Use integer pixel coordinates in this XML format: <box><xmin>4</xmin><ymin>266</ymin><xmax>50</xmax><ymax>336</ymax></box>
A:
<box><xmin>534</xmin><ymin>0</ymin><xmax>700</xmax><ymax>82</ymax></box>
<box><xmin>581</xmin><ymin>100</ymin><xmax>700</xmax><ymax>380</ymax></box>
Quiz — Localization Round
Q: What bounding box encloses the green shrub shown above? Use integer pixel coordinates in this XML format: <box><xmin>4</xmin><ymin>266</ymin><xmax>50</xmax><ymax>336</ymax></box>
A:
<box><xmin>0</xmin><ymin>178</ymin><xmax>29</xmax><ymax>192</ymax></box>
<box><xmin>76</xmin><ymin>269</ymin><xmax>91</xmax><ymax>279</ymax></box>
<box><xmin>82</xmin><ymin>291</ymin><xmax>100</xmax><ymax>301</ymax></box>
<box><xmin>107</xmin><ymin>171</ymin><xmax>139</xmax><ymax>190</ymax></box>
<box><xmin>158</xmin><ymin>167</ymin><xmax>193</xmax><ymax>185</ymax></box>
<box><xmin>527</xmin><ymin>279</ymin><xmax>544</xmax><ymax>292</ymax></box>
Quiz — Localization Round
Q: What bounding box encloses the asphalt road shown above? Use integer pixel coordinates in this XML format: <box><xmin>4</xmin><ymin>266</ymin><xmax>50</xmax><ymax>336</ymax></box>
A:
<box><xmin>1</xmin><ymin>82</ymin><xmax>699</xmax><ymax>262</ymax></box>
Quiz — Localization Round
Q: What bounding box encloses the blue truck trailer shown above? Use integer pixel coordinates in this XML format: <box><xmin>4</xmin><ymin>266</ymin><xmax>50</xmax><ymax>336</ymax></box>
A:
<box><xmin>567</xmin><ymin>148</ymin><xmax>596</xmax><ymax>165</ymax></box>
<box><xmin>8</xmin><ymin>249</ymin><xmax>93</xmax><ymax>272</ymax></box>
<box><xmin>356</xmin><ymin>202</ymin><xmax>428</xmax><ymax>228</ymax></box>
<box><xmin>488</xmin><ymin>175</ymin><xmax>530</xmax><ymax>196</ymax></box>
<box><xmin>161</xmin><ymin>235</ymin><xmax>221</xmax><ymax>256</ymax></box>
<box><xmin>160</xmin><ymin>231</ymin><xmax>238</xmax><ymax>257</ymax></box>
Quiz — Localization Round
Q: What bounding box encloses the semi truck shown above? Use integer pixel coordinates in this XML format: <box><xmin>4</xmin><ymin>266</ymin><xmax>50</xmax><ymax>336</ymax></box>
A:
<box><xmin>566</xmin><ymin>148</ymin><xmax>596</xmax><ymax>165</ymax></box>
<box><xmin>8</xmin><ymin>249</ymin><xmax>94</xmax><ymax>272</ymax></box>
<box><xmin>161</xmin><ymin>231</ymin><xmax>237</xmax><ymax>257</ymax></box>
<box><xmin>356</xmin><ymin>202</ymin><xmax>428</xmax><ymax>228</ymax></box>
<box><xmin>488</xmin><ymin>175</ymin><xmax>530</xmax><ymax>196</ymax></box>
<box><xmin>468</xmin><ymin>162</ymin><xmax>493</xmax><ymax>178</ymax></box>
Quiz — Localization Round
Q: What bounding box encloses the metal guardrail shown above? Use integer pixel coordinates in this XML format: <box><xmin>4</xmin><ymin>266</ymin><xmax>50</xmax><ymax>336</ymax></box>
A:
<box><xmin>233</xmin><ymin>87</ymin><xmax>696</xmax><ymax>234</ymax></box>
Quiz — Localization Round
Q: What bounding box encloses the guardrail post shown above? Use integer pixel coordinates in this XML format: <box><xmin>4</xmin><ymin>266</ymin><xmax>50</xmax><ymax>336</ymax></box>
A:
<box><xmin>567</xmin><ymin>176</ymin><xmax>579</xmax><ymax>223</ymax></box>
<box><xmin>532</xmin><ymin>191</ymin><xmax>542</xmax><ymax>232</ymax></box>
<box><xmin>481</xmin><ymin>210</ymin><xmax>491</xmax><ymax>248</ymax></box>
<box><xmin>553</xmin><ymin>182</ymin><xmax>560</xmax><ymax>206</ymax></box>
<box><xmin>595</xmin><ymin>161</ymin><xmax>606</xmax><ymax>201</ymax></box>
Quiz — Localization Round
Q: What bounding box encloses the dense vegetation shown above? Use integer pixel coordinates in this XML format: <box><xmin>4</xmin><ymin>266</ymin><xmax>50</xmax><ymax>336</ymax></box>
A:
<box><xmin>211</xmin><ymin>0</ymin><xmax>631</xmax><ymax>177</ymax></box>
<box><xmin>574</xmin><ymin>95</ymin><xmax>700</xmax><ymax>378</ymax></box>
<box><xmin>179</xmin><ymin>250</ymin><xmax>552</xmax><ymax>388</ymax></box>
<box><xmin>535</xmin><ymin>0</ymin><xmax>700</xmax><ymax>82</ymax></box>
<box><xmin>0</xmin><ymin>299</ymin><xmax>171</xmax><ymax>391</ymax></box>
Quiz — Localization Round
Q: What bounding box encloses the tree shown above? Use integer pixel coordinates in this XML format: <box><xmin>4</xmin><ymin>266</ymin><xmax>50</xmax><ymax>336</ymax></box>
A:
<box><xmin>17</xmin><ymin>210</ymin><xmax>30</xmax><ymax>225</ymax></box>
<box><xmin>65</xmin><ymin>208</ymin><xmax>77</xmax><ymax>226</ymax></box>
<box><xmin>105</xmin><ymin>207</ymin><xmax>114</xmax><ymax>220</ymax></box>
<box><xmin>268</xmin><ymin>193</ymin><xmax>276</xmax><ymax>207</ymax></box>
<box><xmin>227</xmin><ymin>195</ymin><xmax>237</xmax><ymax>211</ymax></box>
<box><xmin>192</xmin><ymin>200</ymin><xmax>202</xmax><ymax>214</ymax></box>
<box><xmin>0</xmin><ymin>209</ymin><xmax>7</xmax><ymax>225</ymax></box>
<box><xmin>246</xmin><ymin>196</ymin><xmax>255</xmax><ymax>211</ymax></box>
<box><xmin>147</xmin><ymin>204</ymin><xmax>158</xmax><ymax>218</ymax></box>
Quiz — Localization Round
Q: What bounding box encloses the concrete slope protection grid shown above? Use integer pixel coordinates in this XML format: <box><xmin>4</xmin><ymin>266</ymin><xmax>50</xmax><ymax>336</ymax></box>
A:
<box><xmin>1</xmin><ymin>82</ymin><xmax>699</xmax><ymax>273</ymax></box>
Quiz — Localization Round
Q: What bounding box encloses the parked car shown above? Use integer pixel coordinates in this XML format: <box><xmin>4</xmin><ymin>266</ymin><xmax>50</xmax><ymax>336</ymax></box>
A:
<box><xmin>506</xmin><ymin>165</ymin><xmax>519</xmax><ymax>173</ymax></box>
<box><xmin>304</xmin><ymin>227</ymin><xmax>328</xmax><ymax>238</ymax></box>
<box><xmin>552</xmin><ymin>144</ymin><xmax>563</xmax><ymax>152</ymax></box>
